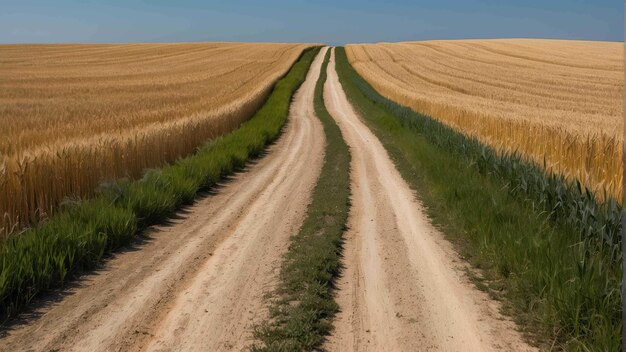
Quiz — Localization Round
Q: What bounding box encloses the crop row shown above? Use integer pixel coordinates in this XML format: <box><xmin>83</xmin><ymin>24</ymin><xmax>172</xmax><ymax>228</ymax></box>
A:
<box><xmin>0</xmin><ymin>43</ymin><xmax>311</xmax><ymax>237</ymax></box>
<box><xmin>345</xmin><ymin>40</ymin><xmax>623</xmax><ymax>202</ymax></box>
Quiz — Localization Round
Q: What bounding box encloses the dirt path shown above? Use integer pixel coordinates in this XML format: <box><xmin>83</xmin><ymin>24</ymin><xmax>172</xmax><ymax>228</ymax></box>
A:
<box><xmin>323</xmin><ymin>48</ymin><xmax>535</xmax><ymax>352</ymax></box>
<box><xmin>0</xmin><ymin>47</ymin><xmax>327</xmax><ymax>352</ymax></box>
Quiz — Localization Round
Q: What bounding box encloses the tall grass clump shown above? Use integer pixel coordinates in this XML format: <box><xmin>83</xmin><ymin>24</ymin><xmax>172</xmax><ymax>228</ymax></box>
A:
<box><xmin>0</xmin><ymin>47</ymin><xmax>320</xmax><ymax>321</ymax></box>
<box><xmin>253</xmin><ymin>49</ymin><xmax>351</xmax><ymax>351</ymax></box>
<box><xmin>335</xmin><ymin>47</ymin><xmax>621</xmax><ymax>351</ymax></box>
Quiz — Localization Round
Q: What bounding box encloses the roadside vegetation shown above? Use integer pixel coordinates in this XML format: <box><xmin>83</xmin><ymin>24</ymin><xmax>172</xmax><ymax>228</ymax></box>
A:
<box><xmin>253</xmin><ymin>49</ymin><xmax>351</xmax><ymax>351</ymax></box>
<box><xmin>0</xmin><ymin>47</ymin><xmax>320</xmax><ymax>321</ymax></box>
<box><xmin>0</xmin><ymin>43</ymin><xmax>312</xmax><ymax>237</ymax></box>
<box><xmin>335</xmin><ymin>47</ymin><xmax>621</xmax><ymax>351</ymax></box>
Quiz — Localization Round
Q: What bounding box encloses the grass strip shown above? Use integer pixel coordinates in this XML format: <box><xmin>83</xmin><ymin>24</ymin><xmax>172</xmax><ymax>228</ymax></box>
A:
<box><xmin>334</xmin><ymin>47</ymin><xmax>621</xmax><ymax>351</ymax></box>
<box><xmin>0</xmin><ymin>47</ymin><xmax>320</xmax><ymax>322</ymax></box>
<box><xmin>252</xmin><ymin>49</ymin><xmax>351</xmax><ymax>351</ymax></box>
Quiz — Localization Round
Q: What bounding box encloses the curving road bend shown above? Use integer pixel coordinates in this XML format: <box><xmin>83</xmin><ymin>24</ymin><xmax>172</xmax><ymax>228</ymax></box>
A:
<box><xmin>0</xmin><ymin>47</ymin><xmax>328</xmax><ymax>352</ymax></box>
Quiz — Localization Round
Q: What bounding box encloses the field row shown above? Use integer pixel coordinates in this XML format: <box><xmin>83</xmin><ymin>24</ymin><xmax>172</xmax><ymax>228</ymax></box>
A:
<box><xmin>0</xmin><ymin>43</ymin><xmax>313</xmax><ymax>235</ymax></box>
<box><xmin>346</xmin><ymin>39</ymin><xmax>623</xmax><ymax>201</ymax></box>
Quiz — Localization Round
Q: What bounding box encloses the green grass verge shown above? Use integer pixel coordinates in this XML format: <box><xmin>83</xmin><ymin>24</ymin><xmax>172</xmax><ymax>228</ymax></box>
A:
<box><xmin>252</xmin><ymin>49</ymin><xmax>351</xmax><ymax>351</ymax></box>
<box><xmin>0</xmin><ymin>47</ymin><xmax>321</xmax><ymax>321</ymax></box>
<box><xmin>334</xmin><ymin>47</ymin><xmax>621</xmax><ymax>351</ymax></box>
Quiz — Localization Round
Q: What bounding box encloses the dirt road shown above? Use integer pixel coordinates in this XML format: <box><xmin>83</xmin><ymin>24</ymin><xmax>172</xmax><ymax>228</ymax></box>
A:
<box><xmin>0</xmin><ymin>47</ymin><xmax>327</xmax><ymax>352</ymax></box>
<box><xmin>323</xmin><ymin>49</ymin><xmax>535</xmax><ymax>352</ymax></box>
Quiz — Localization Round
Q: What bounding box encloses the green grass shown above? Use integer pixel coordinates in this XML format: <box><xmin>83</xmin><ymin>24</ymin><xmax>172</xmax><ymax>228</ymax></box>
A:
<box><xmin>0</xmin><ymin>46</ymin><xmax>321</xmax><ymax>321</ymax></box>
<box><xmin>334</xmin><ymin>47</ymin><xmax>621</xmax><ymax>351</ymax></box>
<box><xmin>252</xmin><ymin>49</ymin><xmax>351</xmax><ymax>351</ymax></box>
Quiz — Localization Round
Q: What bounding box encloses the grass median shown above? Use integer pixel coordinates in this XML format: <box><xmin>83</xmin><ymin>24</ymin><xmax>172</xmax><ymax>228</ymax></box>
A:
<box><xmin>253</xmin><ymin>49</ymin><xmax>351</xmax><ymax>351</ymax></box>
<box><xmin>334</xmin><ymin>47</ymin><xmax>621</xmax><ymax>351</ymax></box>
<box><xmin>0</xmin><ymin>46</ymin><xmax>321</xmax><ymax>322</ymax></box>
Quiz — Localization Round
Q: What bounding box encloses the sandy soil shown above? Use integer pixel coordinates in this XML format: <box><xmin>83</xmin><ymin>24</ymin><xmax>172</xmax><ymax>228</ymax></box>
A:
<box><xmin>0</xmin><ymin>47</ymin><xmax>328</xmax><ymax>352</ymax></box>
<box><xmin>323</xmin><ymin>48</ymin><xmax>536</xmax><ymax>352</ymax></box>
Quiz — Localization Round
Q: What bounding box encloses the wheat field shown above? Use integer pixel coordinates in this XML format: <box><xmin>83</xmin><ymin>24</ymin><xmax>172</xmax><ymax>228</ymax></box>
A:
<box><xmin>0</xmin><ymin>43</ymin><xmax>312</xmax><ymax>235</ymax></box>
<box><xmin>346</xmin><ymin>39</ymin><xmax>623</xmax><ymax>201</ymax></box>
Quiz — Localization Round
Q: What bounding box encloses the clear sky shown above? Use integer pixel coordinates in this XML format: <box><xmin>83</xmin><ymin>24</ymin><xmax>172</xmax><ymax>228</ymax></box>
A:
<box><xmin>1</xmin><ymin>0</ymin><xmax>623</xmax><ymax>45</ymax></box>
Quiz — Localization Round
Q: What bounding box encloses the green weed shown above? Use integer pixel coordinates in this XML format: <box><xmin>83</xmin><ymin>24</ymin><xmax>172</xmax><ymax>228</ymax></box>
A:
<box><xmin>253</xmin><ymin>49</ymin><xmax>351</xmax><ymax>351</ymax></box>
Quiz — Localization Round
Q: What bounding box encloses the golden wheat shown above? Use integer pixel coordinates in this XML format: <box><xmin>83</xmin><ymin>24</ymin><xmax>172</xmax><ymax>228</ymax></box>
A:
<box><xmin>0</xmin><ymin>43</ymin><xmax>312</xmax><ymax>235</ymax></box>
<box><xmin>346</xmin><ymin>39</ymin><xmax>623</xmax><ymax>201</ymax></box>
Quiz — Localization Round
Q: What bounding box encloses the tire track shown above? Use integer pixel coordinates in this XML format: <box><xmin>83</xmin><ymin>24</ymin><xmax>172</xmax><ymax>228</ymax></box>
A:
<box><xmin>0</xmin><ymin>47</ymin><xmax>327</xmax><ymax>352</ymax></box>
<box><xmin>323</xmin><ymin>48</ymin><xmax>534</xmax><ymax>352</ymax></box>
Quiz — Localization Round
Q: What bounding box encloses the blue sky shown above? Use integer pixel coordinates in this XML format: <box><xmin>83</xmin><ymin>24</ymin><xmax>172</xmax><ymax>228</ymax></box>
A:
<box><xmin>1</xmin><ymin>0</ymin><xmax>622</xmax><ymax>45</ymax></box>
